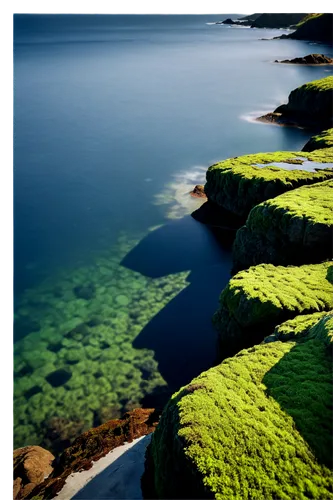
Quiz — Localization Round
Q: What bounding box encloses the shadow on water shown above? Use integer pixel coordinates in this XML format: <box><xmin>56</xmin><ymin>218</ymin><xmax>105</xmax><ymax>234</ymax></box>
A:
<box><xmin>121</xmin><ymin>215</ymin><xmax>233</xmax><ymax>392</ymax></box>
<box><xmin>263</xmin><ymin>338</ymin><xmax>332</xmax><ymax>469</ymax></box>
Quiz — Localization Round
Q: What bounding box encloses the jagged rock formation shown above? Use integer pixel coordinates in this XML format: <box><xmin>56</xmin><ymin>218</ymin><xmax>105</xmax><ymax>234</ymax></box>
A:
<box><xmin>17</xmin><ymin>408</ymin><xmax>159</xmax><ymax>500</ymax></box>
<box><xmin>142</xmin><ymin>313</ymin><xmax>333</xmax><ymax>499</ymax></box>
<box><xmin>232</xmin><ymin>179</ymin><xmax>333</xmax><ymax>271</ymax></box>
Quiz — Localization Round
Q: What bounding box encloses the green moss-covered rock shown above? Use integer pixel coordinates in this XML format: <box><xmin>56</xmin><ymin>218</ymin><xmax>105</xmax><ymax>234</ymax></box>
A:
<box><xmin>258</xmin><ymin>76</ymin><xmax>333</xmax><ymax>129</ymax></box>
<box><xmin>302</xmin><ymin>128</ymin><xmax>333</xmax><ymax>152</ymax></box>
<box><xmin>232</xmin><ymin>179</ymin><xmax>333</xmax><ymax>271</ymax></box>
<box><xmin>213</xmin><ymin>262</ymin><xmax>333</xmax><ymax>359</ymax></box>
<box><xmin>203</xmin><ymin>149</ymin><xmax>333</xmax><ymax>221</ymax></box>
<box><xmin>143</xmin><ymin>313</ymin><xmax>333</xmax><ymax>499</ymax></box>
<box><xmin>288</xmin><ymin>13</ymin><xmax>333</xmax><ymax>43</ymax></box>
<box><xmin>264</xmin><ymin>311</ymin><xmax>328</xmax><ymax>343</ymax></box>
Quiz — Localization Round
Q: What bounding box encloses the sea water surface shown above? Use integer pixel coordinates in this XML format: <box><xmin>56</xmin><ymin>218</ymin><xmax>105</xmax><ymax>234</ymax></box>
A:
<box><xmin>14</xmin><ymin>14</ymin><xmax>333</xmax><ymax>452</ymax></box>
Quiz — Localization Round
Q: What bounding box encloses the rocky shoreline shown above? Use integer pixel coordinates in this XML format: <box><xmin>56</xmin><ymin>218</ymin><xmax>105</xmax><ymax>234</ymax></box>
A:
<box><xmin>13</xmin><ymin>15</ymin><xmax>333</xmax><ymax>500</ymax></box>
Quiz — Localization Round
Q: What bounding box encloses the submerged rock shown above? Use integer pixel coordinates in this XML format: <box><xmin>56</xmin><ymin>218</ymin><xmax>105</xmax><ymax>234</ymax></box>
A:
<box><xmin>213</xmin><ymin>262</ymin><xmax>333</xmax><ymax>359</ymax></box>
<box><xmin>46</xmin><ymin>368</ymin><xmax>72</xmax><ymax>388</ymax></box>
<box><xmin>29</xmin><ymin>408</ymin><xmax>159</xmax><ymax>500</ymax></box>
<box><xmin>201</xmin><ymin>149</ymin><xmax>333</xmax><ymax>223</ymax></box>
<box><xmin>143</xmin><ymin>313</ymin><xmax>333</xmax><ymax>499</ymax></box>
<box><xmin>302</xmin><ymin>128</ymin><xmax>333</xmax><ymax>152</ymax></box>
<box><xmin>73</xmin><ymin>283</ymin><xmax>96</xmax><ymax>300</ymax></box>
<box><xmin>257</xmin><ymin>75</ymin><xmax>333</xmax><ymax>129</ymax></box>
<box><xmin>13</xmin><ymin>445</ymin><xmax>55</xmax><ymax>500</ymax></box>
<box><xmin>276</xmin><ymin>53</ymin><xmax>333</xmax><ymax>65</ymax></box>
<box><xmin>232</xmin><ymin>179</ymin><xmax>333</xmax><ymax>271</ymax></box>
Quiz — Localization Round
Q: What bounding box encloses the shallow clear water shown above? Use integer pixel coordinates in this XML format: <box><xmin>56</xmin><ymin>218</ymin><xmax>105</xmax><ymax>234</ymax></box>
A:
<box><xmin>254</xmin><ymin>160</ymin><xmax>333</xmax><ymax>171</ymax></box>
<box><xmin>13</xmin><ymin>14</ymin><xmax>333</xmax><ymax>452</ymax></box>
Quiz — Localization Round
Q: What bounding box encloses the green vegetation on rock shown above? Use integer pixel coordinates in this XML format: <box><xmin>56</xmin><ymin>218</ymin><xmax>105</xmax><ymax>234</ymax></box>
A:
<box><xmin>232</xmin><ymin>179</ymin><xmax>333</xmax><ymax>271</ymax></box>
<box><xmin>213</xmin><ymin>262</ymin><xmax>333</xmax><ymax>359</ymax></box>
<box><xmin>303</xmin><ymin>128</ymin><xmax>333</xmax><ymax>152</ymax></box>
<box><xmin>288</xmin><ymin>13</ymin><xmax>333</xmax><ymax>43</ymax></box>
<box><xmin>204</xmin><ymin>149</ymin><xmax>333</xmax><ymax>219</ymax></box>
<box><xmin>264</xmin><ymin>311</ymin><xmax>328</xmax><ymax>343</ymax></box>
<box><xmin>144</xmin><ymin>313</ymin><xmax>333</xmax><ymax>499</ymax></box>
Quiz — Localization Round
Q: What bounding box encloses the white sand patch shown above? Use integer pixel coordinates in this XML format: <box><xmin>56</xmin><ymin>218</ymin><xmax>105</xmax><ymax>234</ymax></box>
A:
<box><xmin>54</xmin><ymin>434</ymin><xmax>151</xmax><ymax>500</ymax></box>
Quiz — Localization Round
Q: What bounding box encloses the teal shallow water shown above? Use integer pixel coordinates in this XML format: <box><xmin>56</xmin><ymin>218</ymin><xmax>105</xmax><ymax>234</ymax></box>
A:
<box><xmin>14</xmin><ymin>14</ymin><xmax>333</xmax><ymax>452</ymax></box>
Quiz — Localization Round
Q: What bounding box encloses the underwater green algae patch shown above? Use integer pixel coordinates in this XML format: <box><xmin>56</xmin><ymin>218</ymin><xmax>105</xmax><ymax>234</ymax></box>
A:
<box><xmin>203</xmin><ymin>149</ymin><xmax>333</xmax><ymax>221</ymax></box>
<box><xmin>232</xmin><ymin>179</ymin><xmax>333</xmax><ymax>271</ymax></box>
<box><xmin>143</xmin><ymin>313</ymin><xmax>333</xmax><ymax>499</ymax></box>
<box><xmin>303</xmin><ymin>128</ymin><xmax>333</xmax><ymax>152</ymax></box>
<box><xmin>13</xmin><ymin>232</ymin><xmax>190</xmax><ymax>454</ymax></box>
<box><xmin>213</xmin><ymin>262</ymin><xmax>333</xmax><ymax>360</ymax></box>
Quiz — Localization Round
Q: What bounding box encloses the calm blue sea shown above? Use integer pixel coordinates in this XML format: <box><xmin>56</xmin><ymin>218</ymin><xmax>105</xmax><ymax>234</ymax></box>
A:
<box><xmin>13</xmin><ymin>14</ymin><xmax>333</xmax><ymax>451</ymax></box>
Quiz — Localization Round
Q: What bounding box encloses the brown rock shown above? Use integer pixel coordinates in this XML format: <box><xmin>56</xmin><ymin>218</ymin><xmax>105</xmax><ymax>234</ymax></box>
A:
<box><xmin>277</xmin><ymin>53</ymin><xmax>333</xmax><ymax>65</ymax></box>
<box><xmin>13</xmin><ymin>445</ymin><xmax>55</xmax><ymax>499</ymax></box>
<box><xmin>190</xmin><ymin>185</ymin><xmax>207</xmax><ymax>199</ymax></box>
<box><xmin>29</xmin><ymin>408</ymin><xmax>160</xmax><ymax>500</ymax></box>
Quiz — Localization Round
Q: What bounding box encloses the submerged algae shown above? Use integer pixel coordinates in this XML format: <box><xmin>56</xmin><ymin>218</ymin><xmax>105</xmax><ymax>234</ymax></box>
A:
<box><xmin>14</xmin><ymin>231</ymin><xmax>190</xmax><ymax>453</ymax></box>
<box><xmin>143</xmin><ymin>313</ymin><xmax>333</xmax><ymax>499</ymax></box>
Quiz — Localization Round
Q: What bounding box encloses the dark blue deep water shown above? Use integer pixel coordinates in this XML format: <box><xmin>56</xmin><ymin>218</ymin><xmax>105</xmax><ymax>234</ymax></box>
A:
<box><xmin>13</xmin><ymin>14</ymin><xmax>333</xmax><ymax>451</ymax></box>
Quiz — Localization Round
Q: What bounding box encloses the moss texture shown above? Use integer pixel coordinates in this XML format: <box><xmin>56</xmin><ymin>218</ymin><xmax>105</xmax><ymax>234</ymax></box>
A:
<box><xmin>302</xmin><ymin>128</ymin><xmax>333</xmax><ymax>152</ymax></box>
<box><xmin>213</xmin><ymin>262</ymin><xmax>333</xmax><ymax>359</ymax></box>
<box><xmin>232</xmin><ymin>179</ymin><xmax>333</xmax><ymax>271</ymax></box>
<box><xmin>204</xmin><ymin>149</ymin><xmax>333</xmax><ymax>219</ymax></box>
<box><xmin>289</xmin><ymin>13</ymin><xmax>333</xmax><ymax>43</ymax></box>
<box><xmin>143</xmin><ymin>313</ymin><xmax>333</xmax><ymax>499</ymax></box>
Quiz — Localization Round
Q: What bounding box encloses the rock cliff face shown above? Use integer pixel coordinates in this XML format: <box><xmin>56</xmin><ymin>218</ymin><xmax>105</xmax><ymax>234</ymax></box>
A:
<box><xmin>232</xmin><ymin>179</ymin><xmax>333</xmax><ymax>271</ymax></box>
<box><xmin>15</xmin><ymin>408</ymin><xmax>159</xmax><ymax>500</ymax></box>
<box><xmin>258</xmin><ymin>76</ymin><xmax>333</xmax><ymax>129</ymax></box>
<box><xmin>143</xmin><ymin>313</ymin><xmax>333</xmax><ymax>499</ymax></box>
<box><xmin>251</xmin><ymin>13</ymin><xmax>306</xmax><ymax>28</ymax></box>
<box><xmin>287</xmin><ymin>13</ymin><xmax>333</xmax><ymax>43</ymax></box>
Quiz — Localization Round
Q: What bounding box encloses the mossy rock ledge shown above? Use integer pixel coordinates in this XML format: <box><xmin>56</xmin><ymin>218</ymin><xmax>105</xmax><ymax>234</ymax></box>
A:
<box><xmin>257</xmin><ymin>75</ymin><xmax>333</xmax><ymax>129</ymax></box>
<box><xmin>142</xmin><ymin>313</ymin><xmax>333</xmax><ymax>499</ymax></box>
<box><xmin>302</xmin><ymin>128</ymin><xmax>333</xmax><ymax>152</ymax></box>
<box><xmin>232</xmin><ymin>179</ymin><xmax>333</xmax><ymax>271</ymax></box>
<box><xmin>213</xmin><ymin>262</ymin><xmax>333</xmax><ymax>359</ymax></box>
<box><xmin>192</xmin><ymin>149</ymin><xmax>333</xmax><ymax>227</ymax></box>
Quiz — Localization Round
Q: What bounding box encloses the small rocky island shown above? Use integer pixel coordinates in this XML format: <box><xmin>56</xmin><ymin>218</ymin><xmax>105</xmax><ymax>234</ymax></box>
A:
<box><xmin>275</xmin><ymin>53</ymin><xmax>333</xmax><ymax>65</ymax></box>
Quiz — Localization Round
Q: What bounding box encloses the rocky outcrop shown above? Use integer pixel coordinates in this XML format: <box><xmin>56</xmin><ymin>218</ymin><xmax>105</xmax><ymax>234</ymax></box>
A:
<box><xmin>212</xmin><ymin>261</ymin><xmax>333</xmax><ymax>359</ymax></box>
<box><xmin>198</xmin><ymin>149</ymin><xmax>333</xmax><ymax>227</ymax></box>
<box><xmin>302</xmin><ymin>128</ymin><xmax>333</xmax><ymax>152</ymax></box>
<box><xmin>257</xmin><ymin>76</ymin><xmax>333</xmax><ymax>129</ymax></box>
<box><xmin>143</xmin><ymin>313</ymin><xmax>333</xmax><ymax>499</ymax></box>
<box><xmin>251</xmin><ymin>13</ymin><xmax>306</xmax><ymax>28</ymax></box>
<box><xmin>13</xmin><ymin>446</ymin><xmax>55</xmax><ymax>500</ymax></box>
<box><xmin>282</xmin><ymin>13</ymin><xmax>333</xmax><ymax>43</ymax></box>
<box><xmin>232</xmin><ymin>179</ymin><xmax>333</xmax><ymax>271</ymax></box>
<box><xmin>275</xmin><ymin>53</ymin><xmax>333</xmax><ymax>65</ymax></box>
<box><xmin>189</xmin><ymin>184</ymin><xmax>207</xmax><ymax>199</ymax></box>
<box><xmin>22</xmin><ymin>408</ymin><xmax>159</xmax><ymax>500</ymax></box>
